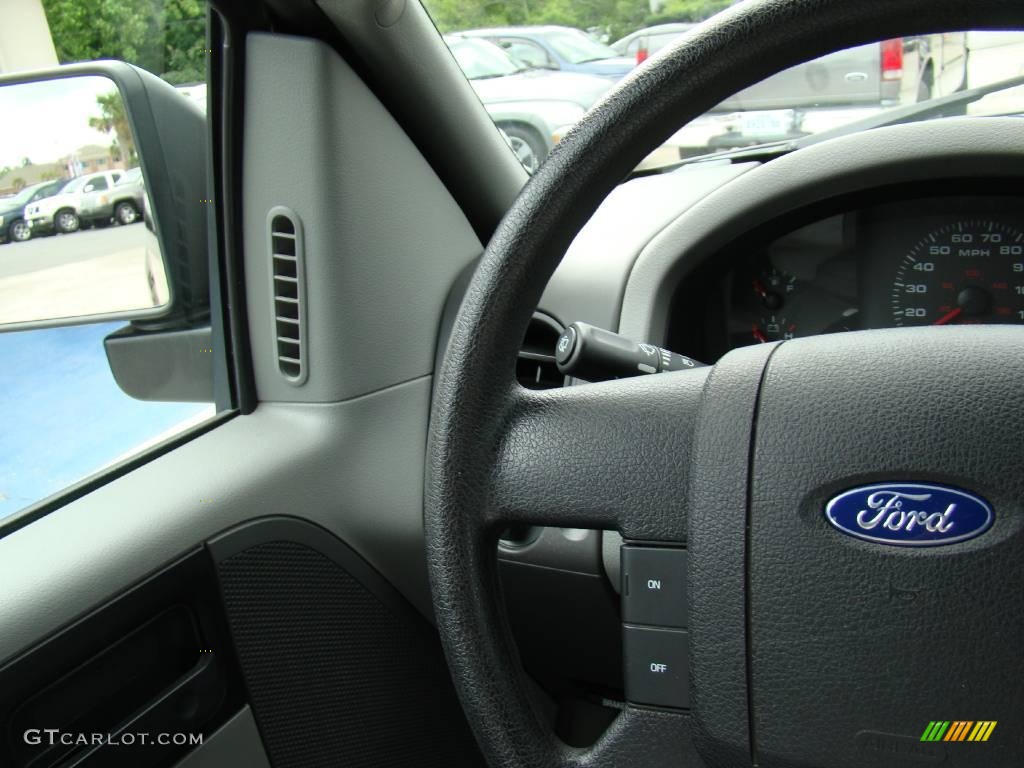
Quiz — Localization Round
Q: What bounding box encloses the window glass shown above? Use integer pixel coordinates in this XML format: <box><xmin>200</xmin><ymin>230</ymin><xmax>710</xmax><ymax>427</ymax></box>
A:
<box><xmin>543</xmin><ymin>30</ymin><xmax>619</xmax><ymax>64</ymax></box>
<box><xmin>426</xmin><ymin>0</ymin><xmax>1024</xmax><ymax>173</ymax></box>
<box><xmin>447</xmin><ymin>37</ymin><xmax>525</xmax><ymax>79</ymax></box>
<box><xmin>0</xmin><ymin>0</ymin><xmax>213</xmax><ymax>522</ymax></box>
<box><xmin>499</xmin><ymin>39</ymin><xmax>551</xmax><ymax>69</ymax></box>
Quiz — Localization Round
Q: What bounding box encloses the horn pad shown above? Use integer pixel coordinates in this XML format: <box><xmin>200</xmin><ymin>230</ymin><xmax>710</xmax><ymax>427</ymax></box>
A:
<box><xmin>747</xmin><ymin>327</ymin><xmax>1024</xmax><ymax>768</ymax></box>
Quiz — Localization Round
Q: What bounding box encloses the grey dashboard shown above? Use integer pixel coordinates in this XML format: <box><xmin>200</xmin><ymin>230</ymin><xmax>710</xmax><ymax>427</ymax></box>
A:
<box><xmin>501</xmin><ymin>115</ymin><xmax>1024</xmax><ymax>611</ymax></box>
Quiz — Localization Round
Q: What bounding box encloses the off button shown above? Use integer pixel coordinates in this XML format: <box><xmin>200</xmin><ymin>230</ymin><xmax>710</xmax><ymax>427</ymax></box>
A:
<box><xmin>623</xmin><ymin>625</ymin><xmax>690</xmax><ymax>709</ymax></box>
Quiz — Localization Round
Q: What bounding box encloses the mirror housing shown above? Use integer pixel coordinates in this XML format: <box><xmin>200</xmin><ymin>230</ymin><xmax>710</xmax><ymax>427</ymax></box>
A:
<box><xmin>0</xmin><ymin>62</ymin><xmax>216</xmax><ymax>404</ymax></box>
<box><xmin>0</xmin><ymin>61</ymin><xmax>209</xmax><ymax>330</ymax></box>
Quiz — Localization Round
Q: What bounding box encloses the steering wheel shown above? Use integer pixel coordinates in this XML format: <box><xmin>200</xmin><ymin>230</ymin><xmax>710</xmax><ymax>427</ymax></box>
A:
<box><xmin>426</xmin><ymin>1</ymin><xmax>1024</xmax><ymax>766</ymax></box>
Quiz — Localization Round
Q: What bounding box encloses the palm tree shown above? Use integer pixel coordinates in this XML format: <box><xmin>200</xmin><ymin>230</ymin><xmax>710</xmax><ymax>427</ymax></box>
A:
<box><xmin>89</xmin><ymin>91</ymin><xmax>137</xmax><ymax>167</ymax></box>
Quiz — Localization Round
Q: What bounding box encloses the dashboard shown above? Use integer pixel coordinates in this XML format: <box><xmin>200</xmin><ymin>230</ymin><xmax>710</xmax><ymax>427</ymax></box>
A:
<box><xmin>669</xmin><ymin>191</ymin><xmax>1024</xmax><ymax>361</ymax></box>
<box><xmin>479</xmin><ymin>117</ymin><xmax>1024</xmax><ymax>711</ymax></box>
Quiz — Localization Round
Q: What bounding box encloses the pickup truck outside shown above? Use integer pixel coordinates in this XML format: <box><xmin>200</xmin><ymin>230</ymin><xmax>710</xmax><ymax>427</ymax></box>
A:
<box><xmin>692</xmin><ymin>33</ymin><xmax>969</xmax><ymax>151</ymax></box>
<box><xmin>723</xmin><ymin>34</ymin><xmax>968</xmax><ymax>111</ymax></box>
<box><xmin>24</xmin><ymin>170</ymin><xmax>125</xmax><ymax>236</ymax></box>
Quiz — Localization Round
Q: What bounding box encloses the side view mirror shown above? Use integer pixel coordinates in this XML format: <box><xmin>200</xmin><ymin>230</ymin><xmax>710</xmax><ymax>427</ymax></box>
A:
<box><xmin>0</xmin><ymin>62</ymin><xmax>214</xmax><ymax>402</ymax></box>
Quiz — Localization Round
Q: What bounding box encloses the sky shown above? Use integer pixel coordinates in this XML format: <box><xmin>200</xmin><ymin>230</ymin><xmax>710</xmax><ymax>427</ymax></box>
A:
<box><xmin>0</xmin><ymin>77</ymin><xmax>118</xmax><ymax>170</ymax></box>
<box><xmin>0</xmin><ymin>321</ymin><xmax>210</xmax><ymax>515</ymax></box>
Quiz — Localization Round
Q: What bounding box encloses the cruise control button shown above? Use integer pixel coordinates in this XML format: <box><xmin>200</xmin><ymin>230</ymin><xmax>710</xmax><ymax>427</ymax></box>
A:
<box><xmin>623</xmin><ymin>625</ymin><xmax>690</xmax><ymax>709</ymax></box>
<box><xmin>621</xmin><ymin>546</ymin><xmax>688</xmax><ymax>628</ymax></box>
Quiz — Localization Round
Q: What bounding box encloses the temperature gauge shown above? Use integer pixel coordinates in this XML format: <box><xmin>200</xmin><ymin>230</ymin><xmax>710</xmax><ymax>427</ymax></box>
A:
<box><xmin>753</xmin><ymin>314</ymin><xmax>797</xmax><ymax>343</ymax></box>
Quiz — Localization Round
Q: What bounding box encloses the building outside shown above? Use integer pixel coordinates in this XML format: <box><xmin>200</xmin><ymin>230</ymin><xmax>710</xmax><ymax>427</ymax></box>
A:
<box><xmin>0</xmin><ymin>163</ymin><xmax>65</xmax><ymax>197</ymax></box>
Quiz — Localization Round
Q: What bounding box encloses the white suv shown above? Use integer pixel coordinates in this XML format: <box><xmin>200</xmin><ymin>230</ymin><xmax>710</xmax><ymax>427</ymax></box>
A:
<box><xmin>24</xmin><ymin>169</ymin><xmax>124</xmax><ymax>235</ymax></box>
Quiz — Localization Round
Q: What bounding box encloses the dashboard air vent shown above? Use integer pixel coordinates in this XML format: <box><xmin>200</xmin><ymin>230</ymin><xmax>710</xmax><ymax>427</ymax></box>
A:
<box><xmin>516</xmin><ymin>313</ymin><xmax>567</xmax><ymax>390</ymax></box>
<box><xmin>268</xmin><ymin>208</ymin><xmax>307</xmax><ymax>385</ymax></box>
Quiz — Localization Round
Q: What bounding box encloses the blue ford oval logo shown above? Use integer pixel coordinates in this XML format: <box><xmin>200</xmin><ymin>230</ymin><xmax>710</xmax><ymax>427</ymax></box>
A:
<box><xmin>825</xmin><ymin>483</ymin><xmax>993</xmax><ymax>546</ymax></box>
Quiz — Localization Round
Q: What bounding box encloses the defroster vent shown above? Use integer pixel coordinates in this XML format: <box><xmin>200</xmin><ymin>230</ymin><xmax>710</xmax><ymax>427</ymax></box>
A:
<box><xmin>268</xmin><ymin>208</ymin><xmax>307</xmax><ymax>384</ymax></box>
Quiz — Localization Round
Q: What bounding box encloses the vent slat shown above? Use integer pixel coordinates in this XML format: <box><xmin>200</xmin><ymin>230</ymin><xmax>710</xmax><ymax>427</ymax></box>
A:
<box><xmin>270</xmin><ymin>209</ymin><xmax>306</xmax><ymax>384</ymax></box>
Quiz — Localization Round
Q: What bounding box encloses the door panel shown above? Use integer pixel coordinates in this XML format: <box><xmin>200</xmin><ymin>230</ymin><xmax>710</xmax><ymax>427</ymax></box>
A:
<box><xmin>0</xmin><ymin>549</ymin><xmax>245</xmax><ymax>768</ymax></box>
<box><xmin>173</xmin><ymin>708</ymin><xmax>270</xmax><ymax>768</ymax></box>
<box><xmin>0</xmin><ymin>378</ymin><xmax>454</xmax><ymax>766</ymax></box>
<box><xmin>0</xmin><ymin>379</ymin><xmax>436</xmax><ymax>664</ymax></box>
<box><xmin>0</xmin><ymin>15</ymin><xmax>487</xmax><ymax>768</ymax></box>
<box><xmin>209</xmin><ymin>517</ymin><xmax>481</xmax><ymax>768</ymax></box>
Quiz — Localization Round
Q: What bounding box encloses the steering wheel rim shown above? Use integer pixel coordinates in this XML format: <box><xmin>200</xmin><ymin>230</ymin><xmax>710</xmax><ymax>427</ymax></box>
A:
<box><xmin>426</xmin><ymin>2</ymin><xmax>1024</xmax><ymax>767</ymax></box>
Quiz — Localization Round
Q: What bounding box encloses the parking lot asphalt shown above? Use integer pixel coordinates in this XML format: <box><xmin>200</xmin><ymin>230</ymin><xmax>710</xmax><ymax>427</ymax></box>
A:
<box><xmin>0</xmin><ymin>226</ymin><xmax>149</xmax><ymax>278</ymax></box>
<box><xmin>0</xmin><ymin>223</ymin><xmax>166</xmax><ymax>325</ymax></box>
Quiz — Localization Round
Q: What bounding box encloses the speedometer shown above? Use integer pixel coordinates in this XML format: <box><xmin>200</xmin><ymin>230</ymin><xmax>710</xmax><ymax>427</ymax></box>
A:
<box><xmin>892</xmin><ymin>220</ymin><xmax>1024</xmax><ymax>327</ymax></box>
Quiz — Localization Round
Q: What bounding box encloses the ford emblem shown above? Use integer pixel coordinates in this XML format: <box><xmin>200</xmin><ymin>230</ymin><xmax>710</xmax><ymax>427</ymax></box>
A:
<box><xmin>825</xmin><ymin>483</ymin><xmax>993</xmax><ymax>546</ymax></box>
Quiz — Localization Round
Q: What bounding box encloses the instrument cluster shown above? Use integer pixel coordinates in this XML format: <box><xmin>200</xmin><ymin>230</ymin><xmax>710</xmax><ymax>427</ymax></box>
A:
<box><xmin>671</xmin><ymin>195</ymin><xmax>1024</xmax><ymax>360</ymax></box>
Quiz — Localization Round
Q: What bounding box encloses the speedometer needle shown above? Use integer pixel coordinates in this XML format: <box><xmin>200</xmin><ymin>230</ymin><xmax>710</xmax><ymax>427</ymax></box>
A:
<box><xmin>933</xmin><ymin>307</ymin><xmax>963</xmax><ymax>326</ymax></box>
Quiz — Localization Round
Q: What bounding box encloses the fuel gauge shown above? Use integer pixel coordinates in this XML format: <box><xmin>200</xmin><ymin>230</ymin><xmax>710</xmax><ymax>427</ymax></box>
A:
<box><xmin>753</xmin><ymin>266</ymin><xmax>798</xmax><ymax>311</ymax></box>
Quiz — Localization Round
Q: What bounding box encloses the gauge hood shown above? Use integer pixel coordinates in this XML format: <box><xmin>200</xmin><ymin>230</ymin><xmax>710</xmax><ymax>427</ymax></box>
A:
<box><xmin>470</xmin><ymin>69</ymin><xmax>613</xmax><ymax>110</ymax></box>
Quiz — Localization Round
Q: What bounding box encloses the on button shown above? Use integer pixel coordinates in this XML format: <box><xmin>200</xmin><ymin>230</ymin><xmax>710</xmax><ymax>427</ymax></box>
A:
<box><xmin>622</xmin><ymin>546</ymin><xmax>688</xmax><ymax>628</ymax></box>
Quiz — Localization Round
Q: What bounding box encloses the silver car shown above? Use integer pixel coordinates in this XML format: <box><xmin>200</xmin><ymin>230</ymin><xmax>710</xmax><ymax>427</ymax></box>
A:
<box><xmin>445</xmin><ymin>35</ymin><xmax>612</xmax><ymax>172</ymax></box>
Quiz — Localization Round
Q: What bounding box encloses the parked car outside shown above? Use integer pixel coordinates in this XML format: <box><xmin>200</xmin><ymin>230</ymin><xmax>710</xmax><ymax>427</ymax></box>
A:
<box><xmin>445</xmin><ymin>35</ymin><xmax>613</xmax><ymax>172</ymax></box>
<box><xmin>612</xmin><ymin>19</ymin><xmax>968</xmax><ymax>153</ymax></box>
<box><xmin>611</xmin><ymin>23</ymin><xmax>697</xmax><ymax>64</ymax></box>
<box><xmin>458</xmin><ymin>26</ymin><xmax>636</xmax><ymax>80</ymax></box>
<box><xmin>0</xmin><ymin>179</ymin><xmax>66</xmax><ymax>244</ymax></box>
<box><xmin>80</xmin><ymin>166</ymin><xmax>145</xmax><ymax>226</ymax></box>
<box><xmin>24</xmin><ymin>169</ymin><xmax>124</xmax><ymax>235</ymax></box>
<box><xmin>614</xmin><ymin>23</ymin><xmax>966</xmax><ymax>112</ymax></box>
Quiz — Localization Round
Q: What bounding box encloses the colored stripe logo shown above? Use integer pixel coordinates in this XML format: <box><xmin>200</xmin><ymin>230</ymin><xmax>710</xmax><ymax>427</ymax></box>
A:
<box><xmin>920</xmin><ymin>721</ymin><xmax>996</xmax><ymax>742</ymax></box>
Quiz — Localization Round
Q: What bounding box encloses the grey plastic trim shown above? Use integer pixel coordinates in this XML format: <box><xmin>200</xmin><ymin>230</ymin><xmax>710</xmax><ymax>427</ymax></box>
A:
<box><xmin>105</xmin><ymin>325</ymin><xmax>215</xmax><ymax>402</ymax></box>
<box><xmin>314</xmin><ymin>0</ymin><xmax>528</xmax><ymax>240</ymax></box>
<box><xmin>266</xmin><ymin>206</ymin><xmax>308</xmax><ymax>386</ymax></box>
<box><xmin>173</xmin><ymin>706</ymin><xmax>270</xmax><ymax>768</ymax></box>
<box><xmin>0</xmin><ymin>375</ymin><xmax>437</xmax><ymax>664</ymax></box>
<box><xmin>601</xmin><ymin>530</ymin><xmax>624</xmax><ymax>594</ymax></box>
<box><xmin>498</xmin><ymin>527</ymin><xmax>604</xmax><ymax>576</ymax></box>
<box><xmin>618</xmin><ymin>117</ymin><xmax>1024</xmax><ymax>345</ymax></box>
<box><xmin>536</xmin><ymin>160</ymin><xmax>757</xmax><ymax>335</ymax></box>
<box><xmin>243</xmin><ymin>33</ymin><xmax>483</xmax><ymax>403</ymax></box>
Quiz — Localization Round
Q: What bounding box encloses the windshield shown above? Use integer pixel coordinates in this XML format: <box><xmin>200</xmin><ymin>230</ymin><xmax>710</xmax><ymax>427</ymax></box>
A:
<box><xmin>117</xmin><ymin>167</ymin><xmax>143</xmax><ymax>184</ymax></box>
<box><xmin>447</xmin><ymin>37</ymin><xmax>524</xmax><ymax>79</ymax></box>
<box><xmin>544</xmin><ymin>29</ymin><xmax>620</xmax><ymax>64</ymax></box>
<box><xmin>59</xmin><ymin>176</ymin><xmax>90</xmax><ymax>193</ymax></box>
<box><xmin>5</xmin><ymin>183</ymin><xmax>46</xmax><ymax>206</ymax></box>
<box><xmin>428</xmin><ymin>0</ymin><xmax>1024</xmax><ymax>173</ymax></box>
